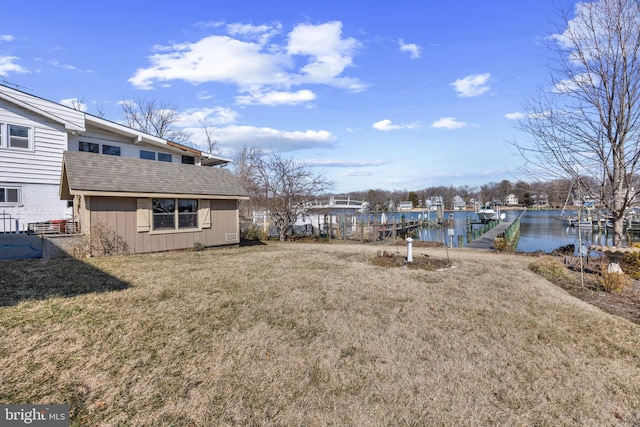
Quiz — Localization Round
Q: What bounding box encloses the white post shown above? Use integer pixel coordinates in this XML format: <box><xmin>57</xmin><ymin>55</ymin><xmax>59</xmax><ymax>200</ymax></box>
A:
<box><xmin>406</xmin><ymin>237</ymin><xmax>413</xmax><ymax>263</ymax></box>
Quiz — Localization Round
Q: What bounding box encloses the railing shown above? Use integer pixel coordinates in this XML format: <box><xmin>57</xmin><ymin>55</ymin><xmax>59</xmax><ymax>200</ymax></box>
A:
<box><xmin>28</xmin><ymin>220</ymin><xmax>79</xmax><ymax>235</ymax></box>
<box><xmin>1</xmin><ymin>211</ymin><xmax>19</xmax><ymax>233</ymax></box>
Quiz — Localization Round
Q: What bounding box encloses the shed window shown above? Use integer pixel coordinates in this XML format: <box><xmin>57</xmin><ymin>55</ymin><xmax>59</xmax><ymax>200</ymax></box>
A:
<box><xmin>152</xmin><ymin>198</ymin><xmax>198</xmax><ymax>230</ymax></box>
<box><xmin>182</xmin><ymin>156</ymin><xmax>195</xmax><ymax>165</ymax></box>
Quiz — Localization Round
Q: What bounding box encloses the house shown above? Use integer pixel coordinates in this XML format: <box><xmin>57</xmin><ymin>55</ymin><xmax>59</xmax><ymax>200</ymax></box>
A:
<box><xmin>0</xmin><ymin>83</ymin><xmax>229</xmax><ymax>230</ymax></box>
<box><xmin>60</xmin><ymin>151</ymin><xmax>248</xmax><ymax>253</ymax></box>
<box><xmin>452</xmin><ymin>195</ymin><xmax>466</xmax><ymax>210</ymax></box>
<box><xmin>505</xmin><ymin>193</ymin><xmax>519</xmax><ymax>206</ymax></box>
<box><xmin>0</xmin><ymin>83</ymin><xmax>248</xmax><ymax>253</ymax></box>
<box><xmin>398</xmin><ymin>201</ymin><xmax>413</xmax><ymax>210</ymax></box>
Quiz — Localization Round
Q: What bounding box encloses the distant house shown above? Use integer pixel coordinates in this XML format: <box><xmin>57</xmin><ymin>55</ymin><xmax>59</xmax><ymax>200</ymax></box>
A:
<box><xmin>452</xmin><ymin>195</ymin><xmax>466</xmax><ymax>210</ymax></box>
<box><xmin>505</xmin><ymin>194</ymin><xmax>519</xmax><ymax>206</ymax></box>
<box><xmin>398</xmin><ymin>201</ymin><xmax>413</xmax><ymax>210</ymax></box>
<box><xmin>532</xmin><ymin>194</ymin><xmax>549</xmax><ymax>207</ymax></box>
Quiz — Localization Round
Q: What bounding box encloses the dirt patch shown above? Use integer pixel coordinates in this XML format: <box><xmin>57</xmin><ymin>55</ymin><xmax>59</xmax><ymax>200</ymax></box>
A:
<box><xmin>371</xmin><ymin>249</ymin><xmax>451</xmax><ymax>271</ymax></box>
<box><xmin>529</xmin><ymin>253</ymin><xmax>640</xmax><ymax>325</ymax></box>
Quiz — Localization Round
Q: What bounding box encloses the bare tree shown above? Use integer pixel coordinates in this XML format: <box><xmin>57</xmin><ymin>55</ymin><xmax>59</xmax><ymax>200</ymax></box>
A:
<box><xmin>66</xmin><ymin>96</ymin><xmax>87</xmax><ymax>111</ymax></box>
<box><xmin>197</xmin><ymin>115</ymin><xmax>220</xmax><ymax>155</ymax></box>
<box><xmin>236</xmin><ymin>148</ymin><xmax>333</xmax><ymax>241</ymax></box>
<box><xmin>513</xmin><ymin>0</ymin><xmax>640</xmax><ymax>246</ymax></box>
<box><xmin>121</xmin><ymin>98</ymin><xmax>191</xmax><ymax>145</ymax></box>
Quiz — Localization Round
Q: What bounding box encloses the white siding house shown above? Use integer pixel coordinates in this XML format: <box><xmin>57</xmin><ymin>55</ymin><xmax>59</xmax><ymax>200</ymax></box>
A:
<box><xmin>505</xmin><ymin>193</ymin><xmax>519</xmax><ymax>206</ymax></box>
<box><xmin>0</xmin><ymin>84</ymin><xmax>229</xmax><ymax>232</ymax></box>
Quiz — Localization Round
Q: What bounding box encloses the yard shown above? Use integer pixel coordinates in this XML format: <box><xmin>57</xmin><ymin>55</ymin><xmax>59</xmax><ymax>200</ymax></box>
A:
<box><xmin>1</xmin><ymin>242</ymin><xmax>639</xmax><ymax>426</ymax></box>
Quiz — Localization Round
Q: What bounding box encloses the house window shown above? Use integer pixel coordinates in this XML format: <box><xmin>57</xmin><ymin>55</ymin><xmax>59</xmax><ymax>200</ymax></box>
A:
<box><xmin>140</xmin><ymin>150</ymin><xmax>155</xmax><ymax>160</ymax></box>
<box><xmin>0</xmin><ymin>186</ymin><xmax>20</xmax><ymax>205</ymax></box>
<box><xmin>182</xmin><ymin>155</ymin><xmax>195</xmax><ymax>165</ymax></box>
<box><xmin>102</xmin><ymin>144</ymin><xmax>121</xmax><ymax>156</ymax></box>
<box><xmin>0</xmin><ymin>123</ymin><xmax>33</xmax><ymax>150</ymax></box>
<box><xmin>8</xmin><ymin>125</ymin><xmax>30</xmax><ymax>149</ymax></box>
<box><xmin>158</xmin><ymin>152</ymin><xmax>172</xmax><ymax>162</ymax></box>
<box><xmin>140</xmin><ymin>150</ymin><xmax>172</xmax><ymax>162</ymax></box>
<box><xmin>79</xmin><ymin>141</ymin><xmax>100</xmax><ymax>153</ymax></box>
<box><xmin>152</xmin><ymin>198</ymin><xmax>198</xmax><ymax>230</ymax></box>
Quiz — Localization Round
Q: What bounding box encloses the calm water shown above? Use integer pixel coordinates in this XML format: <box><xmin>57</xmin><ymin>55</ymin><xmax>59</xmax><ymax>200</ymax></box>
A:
<box><xmin>366</xmin><ymin>209</ymin><xmax>619</xmax><ymax>253</ymax></box>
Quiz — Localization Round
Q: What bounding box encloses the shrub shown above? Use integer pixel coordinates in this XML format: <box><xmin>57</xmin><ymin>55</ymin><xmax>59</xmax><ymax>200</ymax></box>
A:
<box><xmin>240</xmin><ymin>222</ymin><xmax>266</xmax><ymax>242</ymax></box>
<box><xmin>528</xmin><ymin>256</ymin><xmax>573</xmax><ymax>284</ymax></box>
<box><xmin>71</xmin><ymin>224</ymin><xmax>129</xmax><ymax>258</ymax></box>
<box><xmin>493</xmin><ymin>237</ymin><xmax>508</xmax><ymax>252</ymax></box>
<box><xmin>598</xmin><ymin>267</ymin><xmax>632</xmax><ymax>292</ymax></box>
<box><xmin>621</xmin><ymin>244</ymin><xmax>640</xmax><ymax>280</ymax></box>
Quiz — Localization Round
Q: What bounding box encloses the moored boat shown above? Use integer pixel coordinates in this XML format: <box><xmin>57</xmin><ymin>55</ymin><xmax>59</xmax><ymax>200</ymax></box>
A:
<box><xmin>476</xmin><ymin>206</ymin><xmax>500</xmax><ymax>223</ymax></box>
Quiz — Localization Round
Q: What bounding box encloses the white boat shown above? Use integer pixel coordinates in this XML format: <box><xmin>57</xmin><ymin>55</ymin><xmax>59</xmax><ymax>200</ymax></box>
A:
<box><xmin>564</xmin><ymin>216</ymin><xmax>592</xmax><ymax>227</ymax></box>
<box><xmin>476</xmin><ymin>206</ymin><xmax>499</xmax><ymax>223</ymax></box>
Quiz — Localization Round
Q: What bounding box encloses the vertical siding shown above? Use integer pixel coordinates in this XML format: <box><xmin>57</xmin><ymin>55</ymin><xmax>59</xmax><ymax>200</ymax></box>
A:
<box><xmin>88</xmin><ymin>196</ymin><xmax>239</xmax><ymax>254</ymax></box>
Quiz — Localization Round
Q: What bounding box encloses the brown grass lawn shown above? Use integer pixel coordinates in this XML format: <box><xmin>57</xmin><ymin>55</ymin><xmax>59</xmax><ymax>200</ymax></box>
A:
<box><xmin>1</xmin><ymin>242</ymin><xmax>640</xmax><ymax>426</ymax></box>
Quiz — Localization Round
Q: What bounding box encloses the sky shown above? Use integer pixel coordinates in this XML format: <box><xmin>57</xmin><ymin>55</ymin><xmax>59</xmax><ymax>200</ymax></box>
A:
<box><xmin>0</xmin><ymin>0</ymin><xmax>575</xmax><ymax>193</ymax></box>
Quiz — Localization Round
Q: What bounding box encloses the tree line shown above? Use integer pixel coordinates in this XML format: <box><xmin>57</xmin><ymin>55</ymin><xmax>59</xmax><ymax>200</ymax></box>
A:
<box><xmin>335</xmin><ymin>178</ymin><xmax>576</xmax><ymax>211</ymax></box>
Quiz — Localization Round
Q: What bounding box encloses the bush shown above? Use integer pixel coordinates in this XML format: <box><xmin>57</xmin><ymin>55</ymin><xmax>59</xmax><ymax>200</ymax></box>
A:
<box><xmin>598</xmin><ymin>268</ymin><xmax>632</xmax><ymax>292</ymax></box>
<box><xmin>621</xmin><ymin>244</ymin><xmax>640</xmax><ymax>279</ymax></box>
<box><xmin>240</xmin><ymin>222</ymin><xmax>266</xmax><ymax>242</ymax></box>
<box><xmin>71</xmin><ymin>224</ymin><xmax>129</xmax><ymax>258</ymax></box>
<box><xmin>528</xmin><ymin>256</ymin><xmax>574</xmax><ymax>284</ymax></box>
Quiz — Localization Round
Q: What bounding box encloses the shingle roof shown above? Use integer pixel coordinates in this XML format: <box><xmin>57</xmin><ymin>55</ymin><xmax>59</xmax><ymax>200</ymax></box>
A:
<box><xmin>61</xmin><ymin>151</ymin><xmax>248</xmax><ymax>198</ymax></box>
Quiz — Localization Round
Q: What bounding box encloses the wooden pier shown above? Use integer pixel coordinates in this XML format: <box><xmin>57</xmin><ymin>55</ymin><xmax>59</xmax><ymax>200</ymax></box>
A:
<box><xmin>466</xmin><ymin>219</ymin><xmax>515</xmax><ymax>250</ymax></box>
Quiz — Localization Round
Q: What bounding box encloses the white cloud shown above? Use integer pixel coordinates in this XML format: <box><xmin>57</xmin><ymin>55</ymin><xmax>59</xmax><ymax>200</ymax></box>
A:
<box><xmin>0</xmin><ymin>35</ymin><xmax>15</xmax><ymax>42</ymax></box>
<box><xmin>236</xmin><ymin>89</ymin><xmax>316</xmax><ymax>105</ymax></box>
<box><xmin>399</xmin><ymin>39</ymin><xmax>421</xmax><ymax>59</ymax></box>
<box><xmin>130</xmin><ymin>20</ymin><xmax>365</xmax><ymax>97</ymax></box>
<box><xmin>178</xmin><ymin>107</ymin><xmax>239</xmax><ymax>127</ymax></box>
<box><xmin>286</xmin><ymin>21</ymin><xmax>364</xmax><ymax>91</ymax></box>
<box><xmin>373</xmin><ymin>119</ymin><xmax>400</xmax><ymax>131</ymax></box>
<box><xmin>129</xmin><ymin>34</ymin><xmax>290</xmax><ymax>90</ymax></box>
<box><xmin>215</xmin><ymin>125</ymin><xmax>337</xmax><ymax>151</ymax></box>
<box><xmin>59</xmin><ymin>98</ymin><xmax>87</xmax><ymax>112</ymax></box>
<box><xmin>552</xmin><ymin>72</ymin><xmax>598</xmax><ymax>93</ymax></box>
<box><xmin>505</xmin><ymin>112</ymin><xmax>524</xmax><ymax>120</ymax></box>
<box><xmin>305</xmin><ymin>159</ymin><xmax>386</xmax><ymax>167</ymax></box>
<box><xmin>451</xmin><ymin>73</ymin><xmax>491</xmax><ymax>97</ymax></box>
<box><xmin>226</xmin><ymin>22</ymin><xmax>282</xmax><ymax>46</ymax></box>
<box><xmin>431</xmin><ymin>117</ymin><xmax>467</xmax><ymax>129</ymax></box>
<box><xmin>341</xmin><ymin>169</ymin><xmax>380</xmax><ymax>177</ymax></box>
<box><xmin>0</xmin><ymin>56</ymin><xmax>27</xmax><ymax>76</ymax></box>
<box><xmin>372</xmin><ymin>118</ymin><xmax>419</xmax><ymax>131</ymax></box>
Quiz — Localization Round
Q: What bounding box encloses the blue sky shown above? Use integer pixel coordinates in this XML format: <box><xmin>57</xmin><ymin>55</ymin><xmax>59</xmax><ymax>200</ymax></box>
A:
<box><xmin>0</xmin><ymin>0</ymin><xmax>570</xmax><ymax>193</ymax></box>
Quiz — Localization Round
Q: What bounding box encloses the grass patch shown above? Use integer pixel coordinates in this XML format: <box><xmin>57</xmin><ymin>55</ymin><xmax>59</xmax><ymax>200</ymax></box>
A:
<box><xmin>1</xmin><ymin>243</ymin><xmax>640</xmax><ymax>425</ymax></box>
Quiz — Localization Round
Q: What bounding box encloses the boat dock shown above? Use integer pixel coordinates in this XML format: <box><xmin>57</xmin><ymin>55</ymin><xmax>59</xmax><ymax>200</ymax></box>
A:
<box><xmin>466</xmin><ymin>219</ymin><xmax>515</xmax><ymax>250</ymax></box>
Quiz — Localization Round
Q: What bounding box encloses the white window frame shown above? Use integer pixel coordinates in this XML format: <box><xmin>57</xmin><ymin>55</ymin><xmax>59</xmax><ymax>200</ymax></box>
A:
<box><xmin>0</xmin><ymin>185</ymin><xmax>21</xmax><ymax>206</ymax></box>
<box><xmin>0</xmin><ymin>123</ymin><xmax>34</xmax><ymax>151</ymax></box>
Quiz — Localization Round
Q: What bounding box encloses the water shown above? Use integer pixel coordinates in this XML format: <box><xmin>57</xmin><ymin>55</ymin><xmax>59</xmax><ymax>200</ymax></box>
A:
<box><xmin>359</xmin><ymin>209</ymin><xmax>618</xmax><ymax>253</ymax></box>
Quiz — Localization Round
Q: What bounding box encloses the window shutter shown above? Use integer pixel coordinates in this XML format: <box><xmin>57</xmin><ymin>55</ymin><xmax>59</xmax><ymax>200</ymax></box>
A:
<box><xmin>137</xmin><ymin>198</ymin><xmax>152</xmax><ymax>232</ymax></box>
<box><xmin>199</xmin><ymin>199</ymin><xmax>211</xmax><ymax>228</ymax></box>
